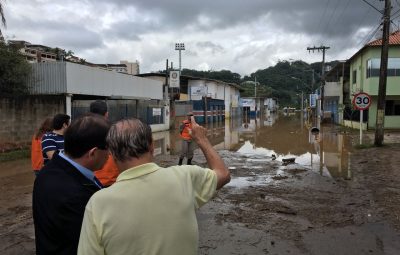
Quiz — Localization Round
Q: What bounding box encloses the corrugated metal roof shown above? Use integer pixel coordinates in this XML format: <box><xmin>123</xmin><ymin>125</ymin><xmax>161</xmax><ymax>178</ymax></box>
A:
<box><xmin>367</xmin><ymin>30</ymin><xmax>400</xmax><ymax>46</ymax></box>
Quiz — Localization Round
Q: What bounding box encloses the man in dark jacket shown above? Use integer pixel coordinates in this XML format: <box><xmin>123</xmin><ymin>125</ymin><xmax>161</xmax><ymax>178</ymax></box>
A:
<box><xmin>33</xmin><ymin>114</ymin><xmax>110</xmax><ymax>255</ymax></box>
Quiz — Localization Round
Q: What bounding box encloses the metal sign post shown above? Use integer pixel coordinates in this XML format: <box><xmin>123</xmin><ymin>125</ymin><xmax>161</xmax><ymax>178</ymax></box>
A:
<box><xmin>352</xmin><ymin>92</ymin><xmax>372</xmax><ymax>145</ymax></box>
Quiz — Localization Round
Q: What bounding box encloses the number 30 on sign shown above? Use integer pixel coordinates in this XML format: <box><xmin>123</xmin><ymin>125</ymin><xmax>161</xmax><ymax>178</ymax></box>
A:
<box><xmin>352</xmin><ymin>92</ymin><xmax>371</xmax><ymax>110</ymax></box>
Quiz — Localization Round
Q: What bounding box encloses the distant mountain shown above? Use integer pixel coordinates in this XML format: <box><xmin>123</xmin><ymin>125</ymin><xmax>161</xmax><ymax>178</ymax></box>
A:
<box><xmin>171</xmin><ymin>59</ymin><xmax>339</xmax><ymax>106</ymax></box>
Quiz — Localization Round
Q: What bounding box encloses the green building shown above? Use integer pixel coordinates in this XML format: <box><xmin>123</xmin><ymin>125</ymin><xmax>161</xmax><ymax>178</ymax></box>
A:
<box><xmin>348</xmin><ymin>30</ymin><xmax>400</xmax><ymax>129</ymax></box>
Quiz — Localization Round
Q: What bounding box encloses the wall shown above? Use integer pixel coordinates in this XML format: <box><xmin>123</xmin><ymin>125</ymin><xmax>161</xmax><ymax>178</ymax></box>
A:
<box><xmin>350</xmin><ymin>47</ymin><xmax>400</xmax><ymax>97</ymax></box>
<box><xmin>0</xmin><ymin>96</ymin><xmax>65</xmax><ymax>151</ymax></box>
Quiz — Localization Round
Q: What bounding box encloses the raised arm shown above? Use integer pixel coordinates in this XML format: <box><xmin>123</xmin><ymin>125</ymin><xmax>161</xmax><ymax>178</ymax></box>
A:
<box><xmin>190</xmin><ymin>116</ymin><xmax>230</xmax><ymax>189</ymax></box>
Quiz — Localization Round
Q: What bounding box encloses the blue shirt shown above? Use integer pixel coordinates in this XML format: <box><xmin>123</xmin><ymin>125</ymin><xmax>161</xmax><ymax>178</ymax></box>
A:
<box><xmin>59</xmin><ymin>152</ymin><xmax>103</xmax><ymax>189</ymax></box>
<box><xmin>41</xmin><ymin>132</ymin><xmax>64</xmax><ymax>165</ymax></box>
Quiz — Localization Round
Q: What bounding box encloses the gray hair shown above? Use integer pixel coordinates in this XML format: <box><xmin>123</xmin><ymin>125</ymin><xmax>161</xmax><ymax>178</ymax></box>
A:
<box><xmin>106</xmin><ymin>118</ymin><xmax>153</xmax><ymax>162</ymax></box>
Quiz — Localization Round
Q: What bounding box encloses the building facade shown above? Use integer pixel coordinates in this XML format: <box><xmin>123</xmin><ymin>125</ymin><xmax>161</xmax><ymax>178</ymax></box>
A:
<box><xmin>348</xmin><ymin>30</ymin><xmax>400</xmax><ymax>129</ymax></box>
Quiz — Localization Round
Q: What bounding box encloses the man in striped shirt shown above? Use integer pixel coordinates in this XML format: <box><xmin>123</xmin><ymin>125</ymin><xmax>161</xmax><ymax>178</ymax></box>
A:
<box><xmin>41</xmin><ymin>113</ymin><xmax>70</xmax><ymax>165</ymax></box>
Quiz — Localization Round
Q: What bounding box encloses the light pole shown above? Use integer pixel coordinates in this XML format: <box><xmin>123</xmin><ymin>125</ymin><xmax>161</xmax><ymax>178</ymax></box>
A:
<box><xmin>175</xmin><ymin>43</ymin><xmax>185</xmax><ymax>73</ymax></box>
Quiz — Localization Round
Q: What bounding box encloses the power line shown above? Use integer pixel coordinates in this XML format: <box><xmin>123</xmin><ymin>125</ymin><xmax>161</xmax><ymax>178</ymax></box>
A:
<box><xmin>362</xmin><ymin>0</ymin><xmax>383</xmax><ymax>14</ymax></box>
<box><xmin>360</xmin><ymin>23</ymin><xmax>382</xmax><ymax>46</ymax></box>
<box><xmin>336</xmin><ymin>0</ymin><xmax>352</xmax><ymax>24</ymax></box>
<box><xmin>323</xmin><ymin>0</ymin><xmax>342</xmax><ymax>33</ymax></box>
<box><xmin>317</xmin><ymin>0</ymin><xmax>331</xmax><ymax>34</ymax></box>
<box><xmin>361</xmin><ymin>0</ymin><xmax>383</xmax><ymax>13</ymax></box>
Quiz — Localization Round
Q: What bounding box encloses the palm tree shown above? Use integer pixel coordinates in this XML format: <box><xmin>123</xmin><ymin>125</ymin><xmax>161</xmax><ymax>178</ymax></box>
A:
<box><xmin>0</xmin><ymin>0</ymin><xmax>6</xmax><ymax>40</ymax></box>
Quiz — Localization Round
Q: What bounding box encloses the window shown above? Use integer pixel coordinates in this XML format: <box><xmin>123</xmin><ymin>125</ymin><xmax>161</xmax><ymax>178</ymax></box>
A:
<box><xmin>352</xmin><ymin>70</ymin><xmax>357</xmax><ymax>84</ymax></box>
<box><xmin>367</xmin><ymin>58</ymin><xmax>400</xmax><ymax>78</ymax></box>
<box><xmin>385</xmin><ymin>100</ymin><xmax>400</xmax><ymax>115</ymax></box>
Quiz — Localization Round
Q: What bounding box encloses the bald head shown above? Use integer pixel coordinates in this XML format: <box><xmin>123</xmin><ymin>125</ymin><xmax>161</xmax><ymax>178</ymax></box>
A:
<box><xmin>106</xmin><ymin>118</ymin><xmax>153</xmax><ymax>162</ymax></box>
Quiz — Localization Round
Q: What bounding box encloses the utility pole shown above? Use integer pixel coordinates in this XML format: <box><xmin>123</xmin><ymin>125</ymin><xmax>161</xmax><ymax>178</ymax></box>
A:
<box><xmin>375</xmin><ymin>0</ymin><xmax>391</xmax><ymax>146</ymax></box>
<box><xmin>254</xmin><ymin>76</ymin><xmax>257</xmax><ymax>98</ymax></box>
<box><xmin>165</xmin><ymin>59</ymin><xmax>169</xmax><ymax>101</ymax></box>
<box><xmin>307</xmin><ymin>46</ymin><xmax>330</xmax><ymax>112</ymax></box>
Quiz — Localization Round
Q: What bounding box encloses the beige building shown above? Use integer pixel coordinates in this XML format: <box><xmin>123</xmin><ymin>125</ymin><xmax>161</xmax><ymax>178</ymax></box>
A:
<box><xmin>8</xmin><ymin>40</ymin><xmax>57</xmax><ymax>63</ymax></box>
<box><xmin>120</xmin><ymin>60</ymin><xmax>140</xmax><ymax>75</ymax></box>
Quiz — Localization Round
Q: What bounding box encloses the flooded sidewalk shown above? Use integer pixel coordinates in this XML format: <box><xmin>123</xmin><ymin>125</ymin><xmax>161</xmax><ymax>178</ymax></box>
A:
<box><xmin>1</xmin><ymin>113</ymin><xmax>400</xmax><ymax>254</ymax></box>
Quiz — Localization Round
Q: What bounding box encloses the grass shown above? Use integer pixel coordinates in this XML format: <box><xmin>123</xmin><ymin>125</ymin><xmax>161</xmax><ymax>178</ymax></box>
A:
<box><xmin>0</xmin><ymin>149</ymin><xmax>30</xmax><ymax>162</ymax></box>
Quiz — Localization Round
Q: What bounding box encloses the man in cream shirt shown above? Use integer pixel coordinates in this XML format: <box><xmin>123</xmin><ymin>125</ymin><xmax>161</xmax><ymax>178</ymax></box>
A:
<box><xmin>78</xmin><ymin>116</ymin><xmax>230</xmax><ymax>255</ymax></box>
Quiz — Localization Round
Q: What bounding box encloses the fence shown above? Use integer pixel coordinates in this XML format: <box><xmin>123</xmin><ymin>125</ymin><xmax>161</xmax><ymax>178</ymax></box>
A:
<box><xmin>72</xmin><ymin>99</ymin><xmax>165</xmax><ymax>125</ymax></box>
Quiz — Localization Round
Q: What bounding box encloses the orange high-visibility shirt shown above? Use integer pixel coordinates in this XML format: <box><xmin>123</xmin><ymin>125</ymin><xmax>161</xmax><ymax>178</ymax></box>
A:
<box><xmin>180</xmin><ymin>120</ymin><xmax>193</xmax><ymax>140</ymax></box>
<box><xmin>31</xmin><ymin>135</ymin><xmax>44</xmax><ymax>171</ymax></box>
<box><xmin>95</xmin><ymin>155</ymin><xmax>119</xmax><ymax>187</ymax></box>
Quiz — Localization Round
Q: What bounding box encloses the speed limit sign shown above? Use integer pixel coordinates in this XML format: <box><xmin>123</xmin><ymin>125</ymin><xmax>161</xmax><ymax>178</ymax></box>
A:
<box><xmin>353</xmin><ymin>92</ymin><xmax>371</xmax><ymax>110</ymax></box>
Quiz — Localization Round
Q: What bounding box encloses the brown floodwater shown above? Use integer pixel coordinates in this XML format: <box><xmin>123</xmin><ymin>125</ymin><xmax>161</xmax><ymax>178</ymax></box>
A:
<box><xmin>161</xmin><ymin>112</ymin><xmax>353</xmax><ymax>180</ymax></box>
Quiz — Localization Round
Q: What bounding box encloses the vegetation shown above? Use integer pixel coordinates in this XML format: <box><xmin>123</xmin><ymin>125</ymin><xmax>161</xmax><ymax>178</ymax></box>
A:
<box><xmin>181</xmin><ymin>69</ymin><xmax>241</xmax><ymax>84</ymax></box>
<box><xmin>180</xmin><ymin>59</ymin><xmax>343</xmax><ymax>107</ymax></box>
<box><xmin>0</xmin><ymin>149</ymin><xmax>30</xmax><ymax>162</ymax></box>
<box><xmin>0</xmin><ymin>42</ymin><xmax>32</xmax><ymax>96</ymax></box>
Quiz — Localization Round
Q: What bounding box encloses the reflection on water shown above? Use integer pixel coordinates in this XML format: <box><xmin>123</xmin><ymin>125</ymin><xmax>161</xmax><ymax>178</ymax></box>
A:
<box><xmin>153</xmin><ymin>112</ymin><xmax>353</xmax><ymax>179</ymax></box>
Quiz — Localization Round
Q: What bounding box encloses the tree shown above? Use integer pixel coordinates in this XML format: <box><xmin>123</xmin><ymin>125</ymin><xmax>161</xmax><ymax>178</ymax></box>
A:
<box><xmin>0</xmin><ymin>42</ymin><xmax>32</xmax><ymax>96</ymax></box>
<box><xmin>0</xmin><ymin>0</ymin><xmax>6</xmax><ymax>40</ymax></box>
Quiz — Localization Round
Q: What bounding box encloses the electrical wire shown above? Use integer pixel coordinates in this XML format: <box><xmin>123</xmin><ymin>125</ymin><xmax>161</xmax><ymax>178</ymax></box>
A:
<box><xmin>359</xmin><ymin>22</ymin><xmax>382</xmax><ymax>47</ymax></box>
<box><xmin>360</xmin><ymin>0</ymin><xmax>383</xmax><ymax>14</ymax></box>
<box><xmin>323</xmin><ymin>0</ymin><xmax>342</xmax><ymax>34</ymax></box>
<box><xmin>317</xmin><ymin>0</ymin><xmax>331</xmax><ymax>34</ymax></box>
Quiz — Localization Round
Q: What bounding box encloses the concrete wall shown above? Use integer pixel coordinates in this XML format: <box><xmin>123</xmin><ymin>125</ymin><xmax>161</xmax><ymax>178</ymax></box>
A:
<box><xmin>350</xmin><ymin>47</ymin><xmax>400</xmax><ymax>97</ymax></box>
<box><xmin>0</xmin><ymin>96</ymin><xmax>65</xmax><ymax>151</ymax></box>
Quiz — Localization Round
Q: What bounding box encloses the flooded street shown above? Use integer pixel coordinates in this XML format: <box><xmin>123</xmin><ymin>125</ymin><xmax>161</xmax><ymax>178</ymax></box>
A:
<box><xmin>1</xmin><ymin>113</ymin><xmax>400</xmax><ymax>254</ymax></box>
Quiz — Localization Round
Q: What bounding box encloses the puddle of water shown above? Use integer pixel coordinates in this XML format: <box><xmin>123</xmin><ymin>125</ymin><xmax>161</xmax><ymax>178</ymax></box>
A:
<box><xmin>149</xmin><ymin>112</ymin><xmax>353</xmax><ymax>179</ymax></box>
<box><xmin>226</xmin><ymin>175</ymin><xmax>272</xmax><ymax>189</ymax></box>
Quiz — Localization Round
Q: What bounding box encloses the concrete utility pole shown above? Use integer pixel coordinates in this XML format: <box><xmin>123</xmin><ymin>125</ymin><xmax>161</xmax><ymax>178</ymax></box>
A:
<box><xmin>165</xmin><ymin>59</ymin><xmax>169</xmax><ymax>101</ymax></box>
<box><xmin>374</xmin><ymin>0</ymin><xmax>391</xmax><ymax>146</ymax></box>
<box><xmin>254</xmin><ymin>76</ymin><xmax>257</xmax><ymax>98</ymax></box>
<box><xmin>307</xmin><ymin>46</ymin><xmax>330</xmax><ymax>111</ymax></box>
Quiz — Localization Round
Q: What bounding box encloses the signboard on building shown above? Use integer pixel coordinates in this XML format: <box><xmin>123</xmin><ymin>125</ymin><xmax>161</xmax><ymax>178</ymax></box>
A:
<box><xmin>191</xmin><ymin>86</ymin><xmax>206</xmax><ymax>96</ymax></box>
<box><xmin>241</xmin><ymin>98</ymin><xmax>256</xmax><ymax>111</ymax></box>
<box><xmin>170</xmin><ymin>70</ymin><xmax>180</xmax><ymax>88</ymax></box>
<box><xmin>309</xmin><ymin>94</ymin><xmax>317</xmax><ymax>108</ymax></box>
<box><xmin>153</xmin><ymin>108</ymin><xmax>162</xmax><ymax>116</ymax></box>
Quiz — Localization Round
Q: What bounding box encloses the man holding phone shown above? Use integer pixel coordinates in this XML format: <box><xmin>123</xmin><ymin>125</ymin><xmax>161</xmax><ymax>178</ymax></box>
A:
<box><xmin>178</xmin><ymin>112</ymin><xmax>195</xmax><ymax>165</ymax></box>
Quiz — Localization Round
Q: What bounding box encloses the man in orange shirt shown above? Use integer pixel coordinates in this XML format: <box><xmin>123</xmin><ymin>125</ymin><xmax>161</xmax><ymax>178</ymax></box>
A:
<box><xmin>90</xmin><ymin>100</ymin><xmax>119</xmax><ymax>187</ymax></box>
<box><xmin>178</xmin><ymin>112</ymin><xmax>195</xmax><ymax>165</ymax></box>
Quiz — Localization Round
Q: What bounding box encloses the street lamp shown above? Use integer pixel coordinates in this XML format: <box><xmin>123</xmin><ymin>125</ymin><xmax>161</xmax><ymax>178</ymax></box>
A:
<box><xmin>175</xmin><ymin>43</ymin><xmax>185</xmax><ymax>72</ymax></box>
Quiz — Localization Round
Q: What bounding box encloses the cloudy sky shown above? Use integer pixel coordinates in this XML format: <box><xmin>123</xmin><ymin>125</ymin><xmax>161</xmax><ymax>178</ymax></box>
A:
<box><xmin>3</xmin><ymin>0</ymin><xmax>400</xmax><ymax>76</ymax></box>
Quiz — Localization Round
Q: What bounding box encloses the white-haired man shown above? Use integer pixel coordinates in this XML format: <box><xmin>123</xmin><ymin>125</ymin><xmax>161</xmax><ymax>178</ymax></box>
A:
<box><xmin>78</xmin><ymin>116</ymin><xmax>230</xmax><ymax>255</ymax></box>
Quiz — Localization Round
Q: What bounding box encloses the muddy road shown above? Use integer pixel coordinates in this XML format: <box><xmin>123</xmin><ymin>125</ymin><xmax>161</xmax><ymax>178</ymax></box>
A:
<box><xmin>1</xmin><ymin>115</ymin><xmax>400</xmax><ymax>254</ymax></box>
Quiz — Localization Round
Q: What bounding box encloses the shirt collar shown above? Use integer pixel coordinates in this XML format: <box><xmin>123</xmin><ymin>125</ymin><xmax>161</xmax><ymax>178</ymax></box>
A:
<box><xmin>59</xmin><ymin>152</ymin><xmax>99</xmax><ymax>187</ymax></box>
<box><xmin>117</xmin><ymin>163</ymin><xmax>160</xmax><ymax>182</ymax></box>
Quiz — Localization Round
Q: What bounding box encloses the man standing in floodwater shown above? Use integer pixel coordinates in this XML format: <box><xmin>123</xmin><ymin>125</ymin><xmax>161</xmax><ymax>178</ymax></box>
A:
<box><xmin>178</xmin><ymin>112</ymin><xmax>194</xmax><ymax>165</ymax></box>
<box><xmin>78</xmin><ymin>117</ymin><xmax>230</xmax><ymax>255</ymax></box>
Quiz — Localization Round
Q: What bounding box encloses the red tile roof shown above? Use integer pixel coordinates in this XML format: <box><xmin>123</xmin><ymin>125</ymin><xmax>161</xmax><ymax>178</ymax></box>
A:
<box><xmin>368</xmin><ymin>30</ymin><xmax>400</xmax><ymax>46</ymax></box>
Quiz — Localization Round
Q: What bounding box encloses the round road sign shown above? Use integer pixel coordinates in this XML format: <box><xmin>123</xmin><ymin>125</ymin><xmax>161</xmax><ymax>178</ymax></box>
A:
<box><xmin>352</xmin><ymin>92</ymin><xmax>371</xmax><ymax>110</ymax></box>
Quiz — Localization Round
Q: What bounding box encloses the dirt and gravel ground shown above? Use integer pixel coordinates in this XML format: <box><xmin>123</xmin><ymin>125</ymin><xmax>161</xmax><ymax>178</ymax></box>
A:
<box><xmin>1</xmin><ymin>131</ymin><xmax>400</xmax><ymax>254</ymax></box>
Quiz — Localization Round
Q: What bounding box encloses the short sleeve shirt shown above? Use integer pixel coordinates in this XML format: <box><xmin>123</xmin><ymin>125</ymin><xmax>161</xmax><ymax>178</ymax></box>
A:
<box><xmin>41</xmin><ymin>132</ymin><xmax>64</xmax><ymax>165</ymax></box>
<box><xmin>78</xmin><ymin>163</ymin><xmax>218</xmax><ymax>255</ymax></box>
